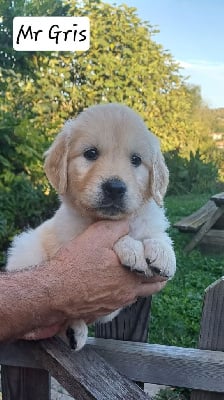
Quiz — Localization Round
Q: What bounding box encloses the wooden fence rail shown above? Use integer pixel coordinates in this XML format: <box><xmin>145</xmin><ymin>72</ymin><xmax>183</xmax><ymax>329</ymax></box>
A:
<box><xmin>1</xmin><ymin>278</ymin><xmax>224</xmax><ymax>399</ymax></box>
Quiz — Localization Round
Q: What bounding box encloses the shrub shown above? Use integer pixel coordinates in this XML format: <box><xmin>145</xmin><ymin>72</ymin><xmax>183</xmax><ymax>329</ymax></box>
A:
<box><xmin>0</xmin><ymin>173</ymin><xmax>58</xmax><ymax>267</ymax></box>
<box><xmin>165</xmin><ymin>149</ymin><xmax>220</xmax><ymax>195</ymax></box>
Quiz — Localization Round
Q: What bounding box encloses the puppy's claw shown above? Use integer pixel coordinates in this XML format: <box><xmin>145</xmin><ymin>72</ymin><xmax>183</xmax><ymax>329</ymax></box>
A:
<box><xmin>135</xmin><ymin>270</ymin><xmax>147</xmax><ymax>275</ymax></box>
<box><xmin>123</xmin><ymin>264</ymin><xmax>132</xmax><ymax>270</ymax></box>
<box><xmin>66</xmin><ymin>327</ymin><xmax>77</xmax><ymax>350</ymax></box>
<box><xmin>150</xmin><ymin>265</ymin><xmax>162</xmax><ymax>276</ymax></box>
<box><xmin>146</xmin><ymin>257</ymin><xmax>157</xmax><ymax>266</ymax></box>
<box><xmin>146</xmin><ymin>258</ymin><xmax>166</xmax><ymax>276</ymax></box>
<box><xmin>124</xmin><ymin>264</ymin><xmax>146</xmax><ymax>275</ymax></box>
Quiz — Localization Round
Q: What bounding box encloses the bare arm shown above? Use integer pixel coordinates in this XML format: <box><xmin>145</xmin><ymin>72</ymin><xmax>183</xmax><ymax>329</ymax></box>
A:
<box><xmin>0</xmin><ymin>220</ymin><xmax>166</xmax><ymax>342</ymax></box>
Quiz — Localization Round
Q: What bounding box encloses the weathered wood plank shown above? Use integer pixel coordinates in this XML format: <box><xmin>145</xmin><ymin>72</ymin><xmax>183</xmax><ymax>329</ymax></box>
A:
<box><xmin>211</xmin><ymin>192</ymin><xmax>224</xmax><ymax>206</ymax></box>
<box><xmin>201</xmin><ymin>229</ymin><xmax>224</xmax><ymax>242</ymax></box>
<box><xmin>87</xmin><ymin>338</ymin><xmax>224</xmax><ymax>392</ymax></box>
<box><xmin>173</xmin><ymin>200</ymin><xmax>217</xmax><ymax>232</ymax></box>
<box><xmin>0</xmin><ymin>341</ymin><xmax>41</xmax><ymax>369</ymax></box>
<box><xmin>191</xmin><ymin>277</ymin><xmax>224</xmax><ymax>400</ymax></box>
<box><xmin>214</xmin><ymin>214</ymin><xmax>224</xmax><ymax>229</ymax></box>
<box><xmin>0</xmin><ymin>341</ymin><xmax>50</xmax><ymax>400</ymax></box>
<box><xmin>95</xmin><ymin>298</ymin><xmax>152</xmax><ymax>342</ymax></box>
<box><xmin>1</xmin><ymin>338</ymin><xmax>224</xmax><ymax>393</ymax></box>
<box><xmin>37</xmin><ymin>337</ymin><xmax>150</xmax><ymax>400</ymax></box>
<box><xmin>200</xmin><ymin>229</ymin><xmax>224</xmax><ymax>254</ymax></box>
<box><xmin>184</xmin><ymin>206</ymin><xmax>224</xmax><ymax>253</ymax></box>
<box><xmin>0</xmin><ymin>339</ymin><xmax>149</xmax><ymax>400</ymax></box>
<box><xmin>198</xmin><ymin>277</ymin><xmax>224</xmax><ymax>350</ymax></box>
<box><xmin>191</xmin><ymin>392</ymin><xmax>224</xmax><ymax>399</ymax></box>
<box><xmin>95</xmin><ymin>297</ymin><xmax>152</xmax><ymax>390</ymax></box>
<box><xmin>0</xmin><ymin>338</ymin><xmax>150</xmax><ymax>400</ymax></box>
<box><xmin>1</xmin><ymin>366</ymin><xmax>50</xmax><ymax>400</ymax></box>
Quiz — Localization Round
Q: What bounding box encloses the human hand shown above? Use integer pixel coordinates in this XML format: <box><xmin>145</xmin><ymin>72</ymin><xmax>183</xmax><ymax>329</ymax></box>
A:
<box><xmin>49</xmin><ymin>220</ymin><xmax>167</xmax><ymax>320</ymax></box>
<box><xmin>23</xmin><ymin>220</ymin><xmax>167</xmax><ymax>339</ymax></box>
<box><xmin>22</xmin><ymin>323</ymin><xmax>66</xmax><ymax>340</ymax></box>
<box><xmin>23</xmin><ymin>278</ymin><xmax>166</xmax><ymax>340</ymax></box>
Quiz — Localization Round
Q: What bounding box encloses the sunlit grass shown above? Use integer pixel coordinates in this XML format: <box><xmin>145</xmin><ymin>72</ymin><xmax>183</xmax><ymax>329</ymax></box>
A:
<box><xmin>150</xmin><ymin>192</ymin><xmax>223</xmax><ymax>348</ymax></box>
<box><xmin>151</xmin><ymin>193</ymin><xmax>223</xmax><ymax>399</ymax></box>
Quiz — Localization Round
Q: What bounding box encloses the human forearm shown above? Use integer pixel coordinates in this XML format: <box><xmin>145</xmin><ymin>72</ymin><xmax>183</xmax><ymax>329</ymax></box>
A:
<box><xmin>0</xmin><ymin>268</ymin><xmax>63</xmax><ymax>341</ymax></box>
<box><xmin>0</xmin><ymin>249</ymin><xmax>98</xmax><ymax>341</ymax></box>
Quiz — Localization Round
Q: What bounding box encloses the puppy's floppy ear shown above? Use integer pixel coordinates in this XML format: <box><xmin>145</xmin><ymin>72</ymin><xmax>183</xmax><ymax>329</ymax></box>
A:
<box><xmin>44</xmin><ymin>123</ymin><xmax>71</xmax><ymax>194</ymax></box>
<box><xmin>151</xmin><ymin>149</ymin><xmax>169</xmax><ymax>207</ymax></box>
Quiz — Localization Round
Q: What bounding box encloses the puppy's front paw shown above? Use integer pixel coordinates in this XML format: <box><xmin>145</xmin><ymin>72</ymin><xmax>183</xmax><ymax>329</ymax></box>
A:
<box><xmin>65</xmin><ymin>320</ymin><xmax>88</xmax><ymax>351</ymax></box>
<box><xmin>144</xmin><ymin>238</ymin><xmax>176</xmax><ymax>279</ymax></box>
<box><xmin>114</xmin><ymin>235</ymin><xmax>149</xmax><ymax>274</ymax></box>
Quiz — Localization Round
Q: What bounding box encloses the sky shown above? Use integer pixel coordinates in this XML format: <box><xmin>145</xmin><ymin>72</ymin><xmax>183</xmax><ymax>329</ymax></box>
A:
<box><xmin>106</xmin><ymin>0</ymin><xmax>224</xmax><ymax>109</ymax></box>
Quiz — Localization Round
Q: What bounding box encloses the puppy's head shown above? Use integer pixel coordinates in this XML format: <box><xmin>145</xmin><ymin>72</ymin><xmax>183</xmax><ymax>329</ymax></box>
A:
<box><xmin>44</xmin><ymin>104</ymin><xmax>168</xmax><ymax>219</ymax></box>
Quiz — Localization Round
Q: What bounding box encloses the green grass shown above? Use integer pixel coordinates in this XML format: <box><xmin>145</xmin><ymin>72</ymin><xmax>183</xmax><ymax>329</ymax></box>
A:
<box><xmin>150</xmin><ymin>192</ymin><xmax>224</xmax><ymax>399</ymax></box>
<box><xmin>149</xmin><ymin>192</ymin><xmax>224</xmax><ymax>348</ymax></box>
<box><xmin>90</xmin><ymin>192</ymin><xmax>223</xmax><ymax>400</ymax></box>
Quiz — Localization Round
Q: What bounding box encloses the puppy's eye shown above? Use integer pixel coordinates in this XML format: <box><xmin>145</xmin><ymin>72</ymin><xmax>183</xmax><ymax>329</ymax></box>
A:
<box><xmin>131</xmin><ymin>154</ymin><xmax>142</xmax><ymax>167</ymax></box>
<box><xmin>83</xmin><ymin>147</ymin><xmax>99</xmax><ymax>161</ymax></box>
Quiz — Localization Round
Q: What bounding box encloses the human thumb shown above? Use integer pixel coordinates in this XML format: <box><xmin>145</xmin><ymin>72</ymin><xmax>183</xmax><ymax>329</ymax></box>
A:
<box><xmin>83</xmin><ymin>220</ymin><xmax>129</xmax><ymax>248</ymax></box>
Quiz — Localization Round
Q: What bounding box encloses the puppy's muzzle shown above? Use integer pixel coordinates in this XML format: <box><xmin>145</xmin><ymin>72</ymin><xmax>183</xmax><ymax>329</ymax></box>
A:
<box><xmin>102</xmin><ymin>178</ymin><xmax>126</xmax><ymax>200</ymax></box>
<box><xmin>99</xmin><ymin>178</ymin><xmax>127</xmax><ymax>215</ymax></box>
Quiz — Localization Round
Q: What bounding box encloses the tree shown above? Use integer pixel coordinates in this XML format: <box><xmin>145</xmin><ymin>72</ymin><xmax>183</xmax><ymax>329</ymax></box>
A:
<box><xmin>1</xmin><ymin>0</ymin><xmax>206</xmax><ymax>156</ymax></box>
<box><xmin>0</xmin><ymin>0</ymin><xmax>222</xmax><ymax>265</ymax></box>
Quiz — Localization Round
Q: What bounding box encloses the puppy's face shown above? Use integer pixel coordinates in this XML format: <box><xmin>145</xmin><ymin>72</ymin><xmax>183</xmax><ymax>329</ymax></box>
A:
<box><xmin>44</xmin><ymin>104</ymin><xmax>169</xmax><ymax>220</ymax></box>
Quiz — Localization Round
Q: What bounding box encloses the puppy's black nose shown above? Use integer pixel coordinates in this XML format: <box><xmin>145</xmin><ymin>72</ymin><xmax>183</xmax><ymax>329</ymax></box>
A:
<box><xmin>102</xmin><ymin>178</ymin><xmax>127</xmax><ymax>200</ymax></box>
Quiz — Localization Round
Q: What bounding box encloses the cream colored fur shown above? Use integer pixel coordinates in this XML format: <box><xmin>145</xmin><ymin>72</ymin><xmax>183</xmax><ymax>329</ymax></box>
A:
<box><xmin>7</xmin><ymin>103</ymin><xmax>176</xmax><ymax>350</ymax></box>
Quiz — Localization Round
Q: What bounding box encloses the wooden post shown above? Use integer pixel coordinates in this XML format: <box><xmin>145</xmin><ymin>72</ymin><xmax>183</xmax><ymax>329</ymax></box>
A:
<box><xmin>191</xmin><ymin>278</ymin><xmax>224</xmax><ymax>400</ymax></box>
<box><xmin>1</xmin><ymin>365</ymin><xmax>50</xmax><ymax>400</ymax></box>
<box><xmin>95</xmin><ymin>297</ymin><xmax>152</xmax><ymax>389</ymax></box>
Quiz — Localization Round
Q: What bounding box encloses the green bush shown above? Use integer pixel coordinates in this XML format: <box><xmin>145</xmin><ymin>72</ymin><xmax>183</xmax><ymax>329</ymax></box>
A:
<box><xmin>0</xmin><ymin>174</ymin><xmax>58</xmax><ymax>267</ymax></box>
<box><xmin>165</xmin><ymin>150</ymin><xmax>220</xmax><ymax>195</ymax></box>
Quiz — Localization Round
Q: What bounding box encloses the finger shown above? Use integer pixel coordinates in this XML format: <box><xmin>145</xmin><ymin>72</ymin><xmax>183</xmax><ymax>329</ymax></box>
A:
<box><xmin>137</xmin><ymin>281</ymin><xmax>167</xmax><ymax>297</ymax></box>
<box><xmin>22</xmin><ymin>324</ymin><xmax>64</xmax><ymax>340</ymax></box>
<box><xmin>83</xmin><ymin>220</ymin><xmax>129</xmax><ymax>248</ymax></box>
<box><xmin>142</xmin><ymin>275</ymin><xmax>168</xmax><ymax>283</ymax></box>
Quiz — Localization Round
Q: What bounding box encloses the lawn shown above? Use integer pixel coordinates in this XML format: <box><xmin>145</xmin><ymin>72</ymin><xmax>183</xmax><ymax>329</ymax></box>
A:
<box><xmin>150</xmin><ymin>192</ymin><xmax>224</xmax><ymax>399</ymax></box>
<box><xmin>149</xmin><ymin>192</ymin><xmax>224</xmax><ymax>348</ymax></box>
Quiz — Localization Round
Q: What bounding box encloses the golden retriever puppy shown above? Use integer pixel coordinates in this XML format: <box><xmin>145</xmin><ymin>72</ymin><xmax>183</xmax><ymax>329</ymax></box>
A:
<box><xmin>7</xmin><ymin>103</ymin><xmax>176</xmax><ymax>350</ymax></box>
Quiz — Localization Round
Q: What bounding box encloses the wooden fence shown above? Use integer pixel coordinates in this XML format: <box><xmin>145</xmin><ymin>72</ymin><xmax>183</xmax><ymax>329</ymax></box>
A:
<box><xmin>0</xmin><ymin>278</ymin><xmax>224</xmax><ymax>399</ymax></box>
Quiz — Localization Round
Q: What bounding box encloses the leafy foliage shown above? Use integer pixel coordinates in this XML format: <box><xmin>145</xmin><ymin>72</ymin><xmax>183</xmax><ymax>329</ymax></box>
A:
<box><xmin>0</xmin><ymin>175</ymin><xmax>58</xmax><ymax>267</ymax></box>
<box><xmin>0</xmin><ymin>7</ymin><xmax>223</xmax><ymax>399</ymax></box>
<box><xmin>209</xmin><ymin>107</ymin><xmax>224</xmax><ymax>133</ymax></box>
<box><xmin>1</xmin><ymin>0</ymin><xmax>221</xmax><ymax>163</ymax></box>
<box><xmin>165</xmin><ymin>149</ymin><xmax>220</xmax><ymax>195</ymax></box>
<box><xmin>0</xmin><ymin>3</ymin><xmax>223</xmax><ymax>266</ymax></box>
